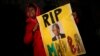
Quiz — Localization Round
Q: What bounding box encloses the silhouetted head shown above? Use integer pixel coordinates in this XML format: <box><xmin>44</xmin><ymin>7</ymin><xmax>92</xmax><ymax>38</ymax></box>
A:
<box><xmin>26</xmin><ymin>3</ymin><xmax>37</xmax><ymax>18</ymax></box>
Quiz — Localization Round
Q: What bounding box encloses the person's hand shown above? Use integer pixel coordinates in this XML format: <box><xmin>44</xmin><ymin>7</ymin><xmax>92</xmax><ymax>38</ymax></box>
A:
<box><xmin>33</xmin><ymin>23</ymin><xmax>39</xmax><ymax>32</ymax></box>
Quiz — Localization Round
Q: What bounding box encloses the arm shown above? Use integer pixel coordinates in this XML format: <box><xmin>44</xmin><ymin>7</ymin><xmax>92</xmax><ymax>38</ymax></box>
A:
<box><xmin>24</xmin><ymin>25</ymin><xmax>33</xmax><ymax>45</ymax></box>
<box><xmin>24</xmin><ymin>19</ymin><xmax>36</xmax><ymax>45</ymax></box>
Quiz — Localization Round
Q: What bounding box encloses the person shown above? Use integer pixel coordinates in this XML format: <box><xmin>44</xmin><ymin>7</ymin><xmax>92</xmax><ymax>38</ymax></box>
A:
<box><xmin>52</xmin><ymin>23</ymin><xmax>65</xmax><ymax>41</ymax></box>
<box><xmin>24</xmin><ymin>3</ymin><xmax>46</xmax><ymax>56</ymax></box>
<box><xmin>72</xmin><ymin>11</ymin><xmax>79</xmax><ymax>24</ymax></box>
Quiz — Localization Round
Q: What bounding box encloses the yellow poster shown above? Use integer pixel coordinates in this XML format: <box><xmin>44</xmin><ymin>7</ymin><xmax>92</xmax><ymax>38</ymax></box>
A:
<box><xmin>37</xmin><ymin>3</ymin><xmax>86</xmax><ymax>56</ymax></box>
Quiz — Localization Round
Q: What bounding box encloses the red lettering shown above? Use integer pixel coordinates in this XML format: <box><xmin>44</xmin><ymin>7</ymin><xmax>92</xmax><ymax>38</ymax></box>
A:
<box><xmin>67</xmin><ymin>36</ymin><xmax>76</xmax><ymax>54</ymax></box>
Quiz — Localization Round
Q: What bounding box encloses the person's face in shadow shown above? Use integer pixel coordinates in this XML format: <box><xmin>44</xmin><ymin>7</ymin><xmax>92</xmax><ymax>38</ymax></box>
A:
<box><xmin>27</xmin><ymin>7</ymin><xmax>36</xmax><ymax>18</ymax></box>
<box><xmin>52</xmin><ymin>26</ymin><xmax>60</xmax><ymax>36</ymax></box>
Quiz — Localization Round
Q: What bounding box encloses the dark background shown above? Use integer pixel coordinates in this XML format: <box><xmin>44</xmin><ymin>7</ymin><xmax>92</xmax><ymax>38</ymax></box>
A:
<box><xmin>1</xmin><ymin>0</ymin><xmax>100</xmax><ymax>56</ymax></box>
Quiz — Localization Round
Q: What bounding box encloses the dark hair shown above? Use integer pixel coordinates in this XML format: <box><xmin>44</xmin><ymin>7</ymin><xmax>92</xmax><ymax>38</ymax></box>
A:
<box><xmin>27</xmin><ymin>3</ymin><xmax>37</xmax><ymax>11</ymax></box>
<box><xmin>52</xmin><ymin>23</ymin><xmax>60</xmax><ymax>30</ymax></box>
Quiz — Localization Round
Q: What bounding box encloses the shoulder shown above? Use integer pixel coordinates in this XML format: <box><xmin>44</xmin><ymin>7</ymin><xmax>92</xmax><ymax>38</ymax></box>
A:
<box><xmin>26</xmin><ymin>18</ymin><xmax>37</xmax><ymax>23</ymax></box>
<box><xmin>60</xmin><ymin>34</ymin><xmax>65</xmax><ymax>37</ymax></box>
<box><xmin>52</xmin><ymin>36</ymin><xmax>56</xmax><ymax>41</ymax></box>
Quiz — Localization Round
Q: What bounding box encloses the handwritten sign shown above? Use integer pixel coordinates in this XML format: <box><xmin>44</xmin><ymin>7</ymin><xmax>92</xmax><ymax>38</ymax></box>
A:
<box><xmin>37</xmin><ymin>3</ymin><xmax>86</xmax><ymax>56</ymax></box>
